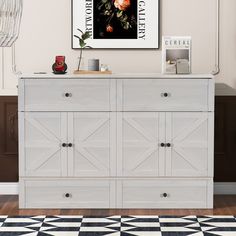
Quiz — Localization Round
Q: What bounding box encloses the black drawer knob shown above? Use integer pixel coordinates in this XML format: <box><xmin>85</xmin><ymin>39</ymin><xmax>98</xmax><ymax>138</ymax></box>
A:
<box><xmin>163</xmin><ymin>193</ymin><xmax>168</xmax><ymax>198</ymax></box>
<box><xmin>62</xmin><ymin>143</ymin><xmax>67</xmax><ymax>147</ymax></box>
<box><xmin>166</xmin><ymin>143</ymin><xmax>171</xmax><ymax>147</ymax></box>
<box><xmin>68</xmin><ymin>143</ymin><xmax>73</xmax><ymax>148</ymax></box>
<box><xmin>160</xmin><ymin>143</ymin><xmax>165</xmax><ymax>147</ymax></box>
<box><xmin>65</xmin><ymin>193</ymin><xmax>72</xmax><ymax>198</ymax></box>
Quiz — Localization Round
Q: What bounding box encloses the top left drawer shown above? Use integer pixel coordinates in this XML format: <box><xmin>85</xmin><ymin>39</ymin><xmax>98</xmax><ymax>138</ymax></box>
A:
<box><xmin>19</xmin><ymin>79</ymin><xmax>114</xmax><ymax>112</ymax></box>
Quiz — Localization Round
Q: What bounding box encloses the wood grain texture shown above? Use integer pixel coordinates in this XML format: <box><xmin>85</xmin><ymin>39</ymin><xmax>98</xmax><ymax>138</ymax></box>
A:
<box><xmin>0</xmin><ymin>195</ymin><xmax>236</xmax><ymax>216</ymax></box>
<box><xmin>214</xmin><ymin>96</ymin><xmax>236</xmax><ymax>182</ymax></box>
<box><xmin>0</xmin><ymin>96</ymin><xmax>18</xmax><ymax>182</ymax></box>
<box><xmin>19</xmin><ymin>77</ymin><xmax>214</xmax><ymax>209</ymax></box>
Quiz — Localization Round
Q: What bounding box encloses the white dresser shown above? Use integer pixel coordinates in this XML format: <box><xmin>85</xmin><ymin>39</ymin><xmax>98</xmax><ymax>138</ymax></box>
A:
<box><xmin>18</xmin><ymin>73</ymin><xmax>215</xmax><ymax>209</ymax></box>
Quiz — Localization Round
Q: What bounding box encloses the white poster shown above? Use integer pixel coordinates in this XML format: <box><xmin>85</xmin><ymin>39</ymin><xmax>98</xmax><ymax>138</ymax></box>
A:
<box><xmin>72</xmin><ymin>0</ymin><xmax>159</xmax><ymax>49</ymax></box>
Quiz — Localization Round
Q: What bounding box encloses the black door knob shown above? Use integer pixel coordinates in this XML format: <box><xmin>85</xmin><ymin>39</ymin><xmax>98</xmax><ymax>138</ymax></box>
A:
<box><xmin>166</xmin><ymin>143</ymin><xmax>171</xmax><ymax>147</ymax></box>
<box><xmin>160</xmin><ymin>143</ymin><xmax>165</xmax><ymax>147</ymax></box>
<box><xmin>62</xmin><ymin>143</ymin><xmax>67</xmax><ymax>147</ymax></box>
<box><xmin>164</xmin><ymin>93</ymin><xmax>168</xmax><ymax>97</ymax></box>
<box><xmin>65</xmin><ymin>93</ymin><xmax>72</xmax><ymax>97</ymax></box>
<box><xmin>68</xmin><ymin>143</ymin><xmax>73</xmax><ymax>147</ymax></box>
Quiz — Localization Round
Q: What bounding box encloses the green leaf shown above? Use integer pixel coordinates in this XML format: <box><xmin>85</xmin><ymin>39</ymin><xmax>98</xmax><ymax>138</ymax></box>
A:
<box><xmin>74</xmin><ymin>35</ymin><xmax>82</xmax><ymax>41</ymax></box>
<box><xmin>79</xmin><ymin>38</ymin><xmax>86</xmax><ymax>48</ymax></box>
<box><xmin>77</xmin><ymin>28</ymin><xmax>84</xmax><ymax>34</ymax></box>
<box><xmin>82</xmin><ymin>31</ymin><xmax>91</xmax><ymax>40</ymax></box>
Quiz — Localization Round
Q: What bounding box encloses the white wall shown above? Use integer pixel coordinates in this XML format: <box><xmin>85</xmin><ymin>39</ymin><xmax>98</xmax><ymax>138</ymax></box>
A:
<box><xmin>1</xmin><ymin>0</ymin><xmax>236</xmax><ymax>95</ymax></box>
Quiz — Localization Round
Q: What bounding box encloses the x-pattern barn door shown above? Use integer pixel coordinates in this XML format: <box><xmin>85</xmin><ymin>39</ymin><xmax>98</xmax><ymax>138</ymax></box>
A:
<box><xmin>68</xmin><ymin>112</ymin><xmax>116</xmax><ymax>177</ymax></box>
<box><xmin>165</xmin><ymin>112</ymin><xmax>212</xmax><ymax>177</ymax></box>
<box><xmin>22</xmin><ymin>112</ymin><xmax>67</xmax><ymax>177</ymax></box>
<box><xmin>117</xmin><ymin>112</ymin><xmax>165</xmax><ymax>177</ymax></box>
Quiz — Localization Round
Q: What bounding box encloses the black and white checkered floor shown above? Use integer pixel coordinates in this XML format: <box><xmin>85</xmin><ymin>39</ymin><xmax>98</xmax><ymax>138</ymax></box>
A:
<box><xmin>0</xmin><ymin>215</ymin><xmax>235</xmax><ymax>236</ymax></box>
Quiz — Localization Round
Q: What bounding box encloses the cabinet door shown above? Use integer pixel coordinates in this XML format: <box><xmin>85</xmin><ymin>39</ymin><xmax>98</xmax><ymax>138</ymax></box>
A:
<box><xmin>0</xmin><ymin>96</ymin><xmax>18</xmax><ymax>182</ymax></box>
<box><xmin>20</xmin><ymin>112</ymin><xmax>67</xmax><ymax>177</ymax></box>
<box><xmin>117</xmin><ymin>112</ymin><xmax>165</xmax><ymax>177</ymax></box>
<box><xmin>165</xmin><ymin>112</ymin><xmax>213</xmax><ymax>177</ymax></box>
<box><xmin>68</xmin><ymin>112</ymin><xmax>116</xmax><ymax>177</ymax></box>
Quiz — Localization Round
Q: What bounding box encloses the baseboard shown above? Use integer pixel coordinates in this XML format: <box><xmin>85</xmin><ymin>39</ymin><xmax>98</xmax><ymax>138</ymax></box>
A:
<box><xmin>214</xmin><ymin>182</ymin><xmax>236</xmax><ymax>195</ymax></box>
<box><xmin>0</xmin><ymin>182</ymin><xmax>235</xmax><ymax>195</ymax></box>
<box><xmin>0</xmin><ymin>183</ymin><xmax>18</xmax><ymax>195</ymax></box>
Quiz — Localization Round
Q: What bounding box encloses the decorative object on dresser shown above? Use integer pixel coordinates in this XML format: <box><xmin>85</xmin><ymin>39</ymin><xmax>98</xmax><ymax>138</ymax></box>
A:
<box><xmin>0</xmin><ymin>97</ymin><xmax>18</xmax><ymax>182</ymax></box>
<box><xmin>52</xmin><ymin>56</ymin><xmax>68</xmax><ymax>74</ymax></box>
<box><xmin>88</xmin><ymin>59</ymin><xmax>100</xmax><ymax>71</ymax></box>
<box><xmin>72</xmin><ymin>0</ymin><xmax>160</xmax><ymax>49</ymax></box>
<box><xmin>18</xmin><ymin>73</ymin><xmax>214</xmax><ymax>209</ymax></box>
<box><xmin>101</xmin><ymin>64</ymin><xmax>109</xmax><ymax>72</ymax></box>
<box><xmin>74</xmin><ymin>28</ymin><xmax>92</xmax><ymax>71</ymax></box>
<box><xmin>215</xmin><ymin>83</ymin><xmax>236</xmax><ymax>183</ymax></box>
<box><xmin>162</xmin><ymin>36</ymin><xmax>191</xmax><ymax>74</ymax></box>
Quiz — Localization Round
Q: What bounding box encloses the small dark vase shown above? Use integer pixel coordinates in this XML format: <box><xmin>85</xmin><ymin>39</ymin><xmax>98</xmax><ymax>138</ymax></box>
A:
<box><xmin>52</xmin><ymin>56</ymin><xmax>68</xmax><ymax>74</ymax></box>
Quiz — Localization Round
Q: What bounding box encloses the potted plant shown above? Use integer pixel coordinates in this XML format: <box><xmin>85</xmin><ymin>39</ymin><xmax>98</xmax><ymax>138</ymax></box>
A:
<box><xmin>74</xmin><ymin>29</ymin><xmax>92</xmax><ymax>70</ymax></box>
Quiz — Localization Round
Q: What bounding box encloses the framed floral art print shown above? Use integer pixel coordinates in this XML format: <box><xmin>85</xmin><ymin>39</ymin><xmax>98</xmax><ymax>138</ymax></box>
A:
<box><xmin>72</xmin><ymin>0</ymin><xmax>160</xmax><ymax>49</ymax></box>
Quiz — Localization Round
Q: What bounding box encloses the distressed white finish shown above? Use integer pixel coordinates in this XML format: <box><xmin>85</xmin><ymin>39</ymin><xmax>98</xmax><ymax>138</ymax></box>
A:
<box><xmin>117</xmin><ymin>112</ymin><xmax>214</xmax><ymax>178</ymax></box>
<box><xmin>68</xmin><ymin>112</ymin><xmax>116</xmax><ymax>177</ymax></box>
<box><xmin>165</xmin><ymin>112</ymin><xmax>214</xmax><ymax>177</ymax></box>
<box><xmin>117</xmin><ymin>179</ymin><xmax>213</xmax><ymax>209</ymax></box>
<box><xmin>20</xmin><ymin>73</ymin><xmax>214</xmax><ymax>79</ymax></box>
<box><xmin>19</xmin><ymin>74</ymin><xmax>214</xmax><ymax>209</ymax></box>
<box><xmin>21</xmin><ymin>179</ymin><xmax>116</xmax><ymax>209</ymax></box>
<box><xmin>22</xmin><ymin>112</ymin><xmax>67</xmax><ymax>177</ymax></box>
<box><xmin>117</xmin><ymin>112</ymin><xmax>165</xmax><ymax>177</ymax></box>
<box><xmin>3</xmin><ymin>182</ymin><xmax>235</xmax><ymax>196</ymax></box>
<box><xmin>21</xmin><ymin>79</ymin><xmax>115</xmax><ymax>111</ymax></box>
<box><xmin>118</xmin><ymin>79</ymin><xmax>210</xmax><ymax>111</ymax></box>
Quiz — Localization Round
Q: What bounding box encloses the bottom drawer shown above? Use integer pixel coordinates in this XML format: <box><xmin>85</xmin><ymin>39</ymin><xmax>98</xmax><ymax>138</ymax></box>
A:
<box><xmin>118</xmin><ymin>179</ymin><xmax>213</xmax><ymax>209</ymax></box>
<box><xmin>20</xmin><ymin>179</ymin><xmax>116</xmax><ymax>209</ymax></box>
<box><xmin>20</xmin><ymin>178</ymin><xmax>213</xmax><ymax>209</ymax></box>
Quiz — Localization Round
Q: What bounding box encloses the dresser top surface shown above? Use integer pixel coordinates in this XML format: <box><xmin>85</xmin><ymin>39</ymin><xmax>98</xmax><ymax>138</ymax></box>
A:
<box><xmin>20</xmin><ymin>73</ymin><xmax>214</xmax><ymax>80</ymax></box>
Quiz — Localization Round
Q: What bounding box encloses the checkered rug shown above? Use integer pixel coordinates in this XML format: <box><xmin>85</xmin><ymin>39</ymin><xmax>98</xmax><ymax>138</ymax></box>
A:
<box><xmin>0</xmin><ymin>215</ymin><xmax>235</xmax><ymax>235</ymax></box>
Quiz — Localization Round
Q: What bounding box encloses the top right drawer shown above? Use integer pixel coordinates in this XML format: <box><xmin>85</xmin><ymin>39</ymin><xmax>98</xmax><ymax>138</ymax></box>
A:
<box><xmin>118</xmin><ymin>79</ymin><xmax>214</xmax><ymax>112</ymax></box>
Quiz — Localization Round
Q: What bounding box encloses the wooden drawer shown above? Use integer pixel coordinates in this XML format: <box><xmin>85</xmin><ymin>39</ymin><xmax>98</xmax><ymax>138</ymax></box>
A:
<box><xmin>20</xmin><ymin>179</ymin><xmax>116</xmax><ymax>209</ymax></box>
<box><xmin>118</xmin><ymin>179</ymin><xmax>213</xmax><ymax>209</ymax></box>
<box><xmin>21</xmin><ymin>79</ymin><xmax>114</xmax><ymax>111</ymax></box>
<box><xmin>119</xmin><ymin>79</ymin><xmax>210</xmax><ymax>111</ymax></box>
